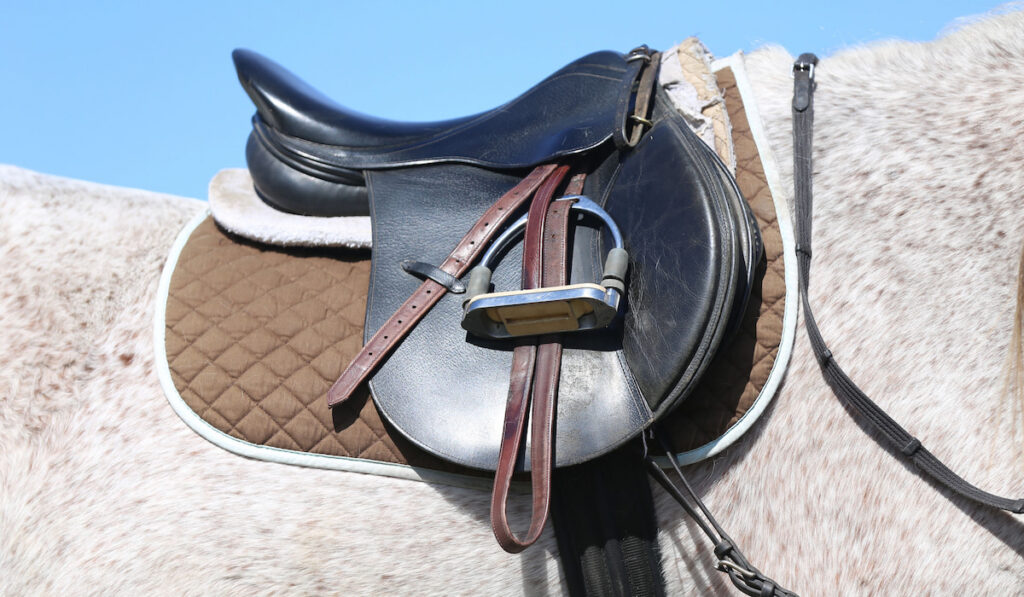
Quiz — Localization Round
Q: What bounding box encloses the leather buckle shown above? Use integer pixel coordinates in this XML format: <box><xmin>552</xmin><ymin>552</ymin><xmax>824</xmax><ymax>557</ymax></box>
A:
<box><xmin>461</xmin><ymin>196</ymin><xmax>628</xmax><ymax>339</ymax></box>
<box><xmin>792</xmin><ymin>53</ymin><xmax>819</xmax><ymax>81</ymax></box>
<box><xmin>792</xmin><ymin>61</ymin><xmax>815</xmax><ymax>80</ymax></box>
<box><xmin>625</xmin><ymin>45</ymin><xmax>653</xmax><ymax>63</ymax></box>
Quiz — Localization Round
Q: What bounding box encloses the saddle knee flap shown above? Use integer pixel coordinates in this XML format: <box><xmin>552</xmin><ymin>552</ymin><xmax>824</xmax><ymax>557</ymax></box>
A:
<box><xmin>461</xmin><ymin>196</ymin><xmax>628</xmax><ymax>339</ymax></box>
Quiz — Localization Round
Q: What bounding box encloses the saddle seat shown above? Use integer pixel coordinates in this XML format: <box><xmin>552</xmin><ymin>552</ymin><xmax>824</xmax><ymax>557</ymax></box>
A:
<box><xmin>235</xmin><ymin>48</ymin><xmax>649</xmax><ymax>216</ymax></box>
<box><xmin>234</xmin><ymin>48</ymin><xmax>480</xmax><ymax>149</ymax></box>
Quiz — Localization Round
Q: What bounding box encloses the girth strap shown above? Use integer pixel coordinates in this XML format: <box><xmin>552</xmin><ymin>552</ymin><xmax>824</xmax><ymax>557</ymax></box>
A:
<box><xmin>791</xmin><ymin>53</ymin><xmax>1024</xmax><ymax>513</ymax></box>
<box><xmin>491</xmin><ymin>169</ymin><xmax>582</xmax><ymax>552</ymax></box>
<box><xmin>326</xmin><ymin>163</ymin><xmax>562</xmax><ymax>408</ymax></box>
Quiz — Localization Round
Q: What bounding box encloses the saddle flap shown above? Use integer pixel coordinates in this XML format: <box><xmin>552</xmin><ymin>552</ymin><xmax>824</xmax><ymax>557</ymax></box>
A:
<box><xmin>363</xmin><ymin>115</ymin><xmax>752</xmax><ymax>470</ymax></box>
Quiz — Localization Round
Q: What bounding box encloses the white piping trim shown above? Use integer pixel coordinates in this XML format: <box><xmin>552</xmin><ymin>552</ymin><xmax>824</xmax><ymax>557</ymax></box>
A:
<box><xmin>152</xmin><ymin>209</ymin><xmax>493</xmax><ymax>491</ymax></box>
<box><xmin>155</xmin><ymin>55</ymin><xmax>798</xmax><ymax>479</ymax></box>
<box><xmin>671</xmin><ymin>53</ymin><xmax>799</xmax><ymax>465</ymax></box>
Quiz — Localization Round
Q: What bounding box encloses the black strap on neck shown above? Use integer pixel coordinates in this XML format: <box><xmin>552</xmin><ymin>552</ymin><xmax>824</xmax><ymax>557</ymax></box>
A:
<box><xmin>644</xmin><ymin>431</ymin><xmax>798</xmax><ymax>597</ymax></box>
<box><xmin>792</xmin><ymin>53</ymin><xmax>1024</xmax><ymax>514</ymax></box>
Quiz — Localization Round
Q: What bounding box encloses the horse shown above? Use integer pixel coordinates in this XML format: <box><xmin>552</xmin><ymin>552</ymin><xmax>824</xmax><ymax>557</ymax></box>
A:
<box><xmin>3</xmin><ymin>9</ymin><xmax>1024</xmax><ymax>594</ymax></box>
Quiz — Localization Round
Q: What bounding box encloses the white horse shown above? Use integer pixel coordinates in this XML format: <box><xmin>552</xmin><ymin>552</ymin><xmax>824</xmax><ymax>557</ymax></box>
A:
<box><xmin>3</xmin><ymin>10</ymin><xmax>1024</xmax><ymax>595</ymax></box>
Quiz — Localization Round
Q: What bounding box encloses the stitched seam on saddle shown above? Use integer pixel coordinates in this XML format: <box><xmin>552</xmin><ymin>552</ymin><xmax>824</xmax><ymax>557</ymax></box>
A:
<box><xmin>587</xmin><ymin>159</ymin><xmax>652</xmax><ymax>427</ymax></box>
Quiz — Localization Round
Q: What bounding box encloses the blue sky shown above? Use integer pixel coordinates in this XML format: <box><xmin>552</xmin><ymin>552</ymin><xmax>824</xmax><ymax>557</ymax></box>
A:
<box><xmin>0</xmin><ymin>1</ymin><xmax>1012</xmax><ymax>199</ymax></box>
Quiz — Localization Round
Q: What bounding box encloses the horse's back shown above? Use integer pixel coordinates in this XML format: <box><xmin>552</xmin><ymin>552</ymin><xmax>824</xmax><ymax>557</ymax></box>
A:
<box><xmin>0</xmin><ymin>165</ymin><xmax>569</xmax><ymax>595</ymax></box>
<box><xmin>5</xmin><ymin>10</ymin><xmax>1024</xmax><ymax>594</ymax></box>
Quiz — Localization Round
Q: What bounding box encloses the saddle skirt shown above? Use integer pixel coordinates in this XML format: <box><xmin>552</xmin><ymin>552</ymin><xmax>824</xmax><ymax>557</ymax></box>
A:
<box><xmin>157</xmin><ymin>44</ymin><xmax>796</xmax><ymax>483</ymax></box>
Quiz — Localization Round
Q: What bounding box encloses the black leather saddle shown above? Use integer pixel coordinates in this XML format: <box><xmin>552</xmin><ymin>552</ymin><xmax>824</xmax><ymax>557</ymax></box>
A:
<box><xmin>234</xmin><ymin>46</ymin><xmax>762</xmax><ymax>550</ymax></box>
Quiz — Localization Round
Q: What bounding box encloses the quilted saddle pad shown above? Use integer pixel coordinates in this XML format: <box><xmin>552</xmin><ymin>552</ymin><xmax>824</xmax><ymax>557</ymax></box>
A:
<box><xmin>155</xmin><ymin>52</ymin><xmax>796</xmax><ymax>486</ymax></box>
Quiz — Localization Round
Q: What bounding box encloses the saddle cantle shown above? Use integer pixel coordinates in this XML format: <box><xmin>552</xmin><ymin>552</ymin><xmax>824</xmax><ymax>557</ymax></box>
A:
<box><xmin>234</xmin><ymin>48</ymin><xmax>762</xmax><ymax>476</ymax></box>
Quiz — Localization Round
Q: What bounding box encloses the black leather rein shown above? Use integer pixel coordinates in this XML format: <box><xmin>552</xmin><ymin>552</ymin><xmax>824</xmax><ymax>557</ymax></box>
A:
<box><xmin>792</xmin><ymin>53</ymin><xmax>1024</xmax><ymax>514</ymax></box>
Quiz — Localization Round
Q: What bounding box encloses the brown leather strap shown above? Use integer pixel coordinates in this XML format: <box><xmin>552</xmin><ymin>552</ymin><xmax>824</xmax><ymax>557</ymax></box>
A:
<box><xmin>491</xmin><ymin>341</ymin><xmax>541</xmax><ymax>552</ymax></box>
<box><xmin>326</xmin><ymin>164</ymin><xmax>561</xmax><ymax>408</ymax></box>
<box><xmin>564</xmin><ymin>172</ymin><xmax>586</xmax><ymax>198</ymax></box>
<box><xmin>490</xmin><ymin>172</ymin><xmax>579</xmax><ymax>552</ymax></box>
<box><xmin>614</xmin><ymin>47</ymin><xmax>660</xmax><ymax>149</ymax></box>
<box><xmin>628</xmin><ymin>51</ymin><xmax>660</xmax><ymax>145</ymax></box>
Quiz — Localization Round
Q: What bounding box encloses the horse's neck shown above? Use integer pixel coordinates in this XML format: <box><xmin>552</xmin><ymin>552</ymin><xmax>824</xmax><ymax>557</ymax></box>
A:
<box><xmin>745</xmin><ymin>15</ymin><xmax>1024</xmax><ymax>482</ymax></box>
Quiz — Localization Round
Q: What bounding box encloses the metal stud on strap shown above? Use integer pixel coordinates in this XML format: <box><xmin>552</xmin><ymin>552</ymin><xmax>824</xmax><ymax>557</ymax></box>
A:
<box><xmin>461</xmin><ymin>196</ymin><xmax>628</xmax><ymax>339</ymax></box>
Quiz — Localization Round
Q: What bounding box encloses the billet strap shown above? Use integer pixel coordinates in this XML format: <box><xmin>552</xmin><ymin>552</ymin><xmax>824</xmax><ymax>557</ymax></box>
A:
<box><xmin>491</xmin><ymin>170</ymin><xmax>582</xmax><ymax>552</ymax></box>
<box><xmin>645</xmin><ymin>431</ymin><xmax>798</xmax><ymax>597</ymax></box>
<box><xmin>791</xmin><ymin>54</ymin><xmax>1024</xmax><ymax>513</ymax></box>
<box><xmin>552</xmin><ymin>448</ymin><xmax>666</xmax><ymax>597</ymax></box>
<box><xmin>326</xmin><ymin>164</ymin><xmax>561</xmax><ymax>407</ymax></box>
<box><xmin>614</xmin><ymin>47</ymin><xmax>660</xmax><ymax>149</ymax></box>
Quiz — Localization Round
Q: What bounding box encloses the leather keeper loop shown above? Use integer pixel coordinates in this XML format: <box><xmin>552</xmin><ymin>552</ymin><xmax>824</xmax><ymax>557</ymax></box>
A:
<box><xmin>401</xmin><ymin>260</ymin><xmax>467</xmax><ymax>294</ymax></box>
<box><xmin>901</xmin><ymin>438</ymin><xmax>922</xmax><ymax>457</ymax></box>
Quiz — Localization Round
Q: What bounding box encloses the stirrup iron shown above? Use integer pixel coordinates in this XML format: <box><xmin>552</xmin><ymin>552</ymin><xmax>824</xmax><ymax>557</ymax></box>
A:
<box><xmin>461</xmin><ymin>195</ymin><xmax>628</xmax><ymax>338</ymax></box>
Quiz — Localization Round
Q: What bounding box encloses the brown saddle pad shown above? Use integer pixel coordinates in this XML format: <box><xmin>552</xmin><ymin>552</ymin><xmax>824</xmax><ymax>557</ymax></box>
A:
<box><xmin>157</xmin><ymin>61</ymin><xmax>789</xmax><ymax>481</ymax></box>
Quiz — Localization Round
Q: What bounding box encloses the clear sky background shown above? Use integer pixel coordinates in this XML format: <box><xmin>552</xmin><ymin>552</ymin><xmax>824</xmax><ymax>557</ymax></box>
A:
<box><xmin>1</xmin><ymin>1</ymin><xmax>1015</xmax><ymax>200</ymax></box>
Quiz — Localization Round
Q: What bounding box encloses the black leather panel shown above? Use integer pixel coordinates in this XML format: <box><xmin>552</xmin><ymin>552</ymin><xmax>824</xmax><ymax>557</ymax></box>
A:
<box><xmin>245</xmin><ymin>133</ymin><xmax>369</xmax><ymax>216</ymax></box>
<box><xmin>651</xmin><ymin>93</ymin><xmax>761</xmax><ymax>341</ymax></box>
<box><xmin>602</xmin><ymin>118</ymin><xmax>742</xmax><ymax>415</ymax></box>
<box><xmin>699</xmin><ymin>130</ymin><xmax>761</xmax><ymax>338</ymax></box>
<box><xmin>362</xmin><ymin>114</ymin><xmax>749</xmax><ymax>470</ymax></box>
<box><xmin>364</xmin><ymin>164</ymin><xmax>651</xmax><ymax>470</ymax></box>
